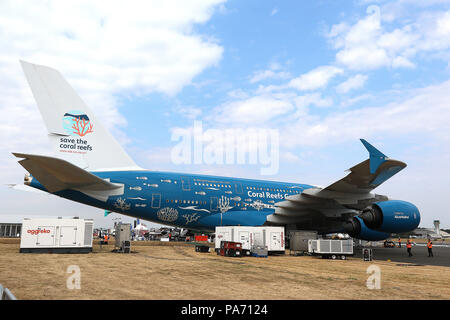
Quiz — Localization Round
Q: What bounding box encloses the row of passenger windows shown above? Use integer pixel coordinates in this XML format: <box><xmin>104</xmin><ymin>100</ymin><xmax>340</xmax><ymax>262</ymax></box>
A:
<box><xmin>245</xmin><ymin>186</ymin><xmax>300</xmax><ymax>193</ymax></box>
<box><xmin>165</xmin><ymin>199</ymin><xmax>247</xmax><ymax>207</ymax></box>
<box><xmin>194</xmin><ymin>182</ymin><xmax>231</xmax><ymax>188</ymax></box>
<box><xmin>192</xmin><ymin>181</ymin><xmax>301</xmax><ymax>193</ymax></box>
<box><xmin>166</xmin><ymin>199</ymin><xmax>207</xmax><ymax>205</ymax></box>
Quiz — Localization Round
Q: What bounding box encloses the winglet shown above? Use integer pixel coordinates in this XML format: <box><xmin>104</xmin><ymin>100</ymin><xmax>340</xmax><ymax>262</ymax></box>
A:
<box><xmin>360</xmin><ymin>139</ymin><xmax>388</xmax><ymax>174</ymax></box>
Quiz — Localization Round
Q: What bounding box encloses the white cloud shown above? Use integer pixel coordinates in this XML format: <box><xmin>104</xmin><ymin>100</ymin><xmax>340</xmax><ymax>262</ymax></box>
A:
<box><xmin>288</xmin><ymin>65</ymin><xmax>344</xmax><ymax>91</ymax></box>
<box><xmin>328</xmin><ymin>5</ymin><xmax>450</xmax><ymax>70</ymax></box>
<box><xmin>340</xmin><ymin>93</ymin><xmax>373</xmax><ymax>107</ymax></box>
<box><xmin>227</xmin><ymin>88</ymin><xmax>249</xmax><ymax>99</ymax></box>
<box><xmin>378</xmin><ymin>0</ymin><xmax>450</xmax><ymax>22</ymax></box>
<box><xmin>281</xmin><ymin>79</ymin><xmax>450</xmax><ymax>147</ymax></box>
<box><xmin>293</xmin><ymin>93</ymin><xmax>333</xmax><ymax>109</ymax></box>
<box><xmin>211</xmin><ymin>95</ymin><xmax>293</xmax><ymax>124</ymax></box>
<box><xmin>336</xmin><ymin>74</ymin><xmax>368</xmax><ymax>94</ymax></box>
<box><xmin>207</xmin><ymin>91</ymin><xmax>335</xmax><ymax>126</ymax></box>
<box><xmin>0</xmin><ymin>0</ymin><xmax>224</xmax><ymax>133</ymax></box>
<box><xmin>391</xmin><ymin>56</ymin><xmax>415</xmax><ymax>68</ymax></box>
<box><xmin>416</xmin><ymin>10</ymin><xmax>450</xmax><ymax>52</ymax></box>
<box><xmin>250</xmin><ymin>69</ymin><xmax>291</xmax><ymax>83</ymax></box>
<box><xmin>176</xmin><ymin>106</ymin><xmax>203</xmax><ymax>120</ymax></box>
<box><xmin>282</xmin><ymin>151</ymin><xmax>300</xmax><ymax>163</ymax></box>
<box><xmin>0</xmin><ymin>0</ymin><xmax>225</xmax><ymax>185</ymax></box>
<box><xmin>330</xmin><ymin>7</ymin><xmax>390</xmax><ymax>70</ymax></box>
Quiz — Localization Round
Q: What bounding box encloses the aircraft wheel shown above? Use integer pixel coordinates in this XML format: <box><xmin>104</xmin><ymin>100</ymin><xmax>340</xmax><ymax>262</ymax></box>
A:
<box><xmin>331</xmin><ymin>254</ymin><xmax>337</xmax><ymax>260</ymax></box>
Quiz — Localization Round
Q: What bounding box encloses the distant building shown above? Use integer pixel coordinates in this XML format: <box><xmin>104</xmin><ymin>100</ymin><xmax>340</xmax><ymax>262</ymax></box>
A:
<box><xmin>412</xmin><ymin>220</ymin><xmax>450</xmax><ymax>239</ymax></box>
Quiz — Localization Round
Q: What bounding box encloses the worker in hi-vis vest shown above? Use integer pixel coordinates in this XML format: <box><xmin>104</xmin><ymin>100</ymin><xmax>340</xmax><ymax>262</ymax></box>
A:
<box><xmin>427</xmin><ymin>240</ymin><xmax>433</xmax><ymax>257</ymax></box>
<box><xmin>406</xmin><ymin>239</ymin><xmax>413</xmax><ymax>257</ymax></box>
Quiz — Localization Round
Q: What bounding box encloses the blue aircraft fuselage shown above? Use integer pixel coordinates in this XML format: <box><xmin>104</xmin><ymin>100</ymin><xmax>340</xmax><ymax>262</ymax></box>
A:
<box><xmin>28</xmin><ymin>171</ymin><xmax>315</xmax><ymax>232</ymax></box>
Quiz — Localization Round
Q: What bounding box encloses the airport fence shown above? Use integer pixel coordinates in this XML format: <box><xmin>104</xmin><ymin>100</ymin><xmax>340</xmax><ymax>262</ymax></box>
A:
<box><xmin>0</xmin><ymin>284</ymin><xmax>17</xmax><ymax>300</ymax></box>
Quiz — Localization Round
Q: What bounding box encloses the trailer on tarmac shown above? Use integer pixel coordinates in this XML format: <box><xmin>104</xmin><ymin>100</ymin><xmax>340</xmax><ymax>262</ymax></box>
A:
<box><xmin>215</xmin><ymin>226</ymin><xmax>285</xmax><ymax>256</ymax></box>
<box><xmin>308</xmin><ymin>239</ymin><xmax>353</xmax><ymax>260</ymax></box>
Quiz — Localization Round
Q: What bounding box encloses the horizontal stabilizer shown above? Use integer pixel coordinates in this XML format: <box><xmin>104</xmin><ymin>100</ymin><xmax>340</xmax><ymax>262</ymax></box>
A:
<box><xmin>13</xmin><ymin>153</ymin><xmax>124</xmax><ymax>201</ymax></box>
<box><xmin>6</xmin><ymin>183</ymin><xmax>49</xmax><ymax>195</ymax></box>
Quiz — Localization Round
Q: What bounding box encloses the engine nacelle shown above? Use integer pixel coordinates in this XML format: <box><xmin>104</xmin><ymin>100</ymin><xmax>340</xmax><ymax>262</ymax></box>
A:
<box><xmin>360</xmin><ymin>200</ymin><xmax>420</xmax><ymax>233</ymax></box>
<box><xmin>344</xmin><ymin>217</ymin><xmax>391</xmax><ymax>241</ymax></box>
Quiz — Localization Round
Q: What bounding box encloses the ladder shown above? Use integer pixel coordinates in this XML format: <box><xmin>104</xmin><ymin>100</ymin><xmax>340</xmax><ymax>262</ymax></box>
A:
<box><xmin>0</xmin><ymin>284</ymin><xmax>17</xmax><ymax>300</ymax></box>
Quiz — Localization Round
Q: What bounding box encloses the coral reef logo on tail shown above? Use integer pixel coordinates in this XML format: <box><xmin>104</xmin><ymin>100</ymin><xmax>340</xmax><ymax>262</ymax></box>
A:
<box><xmin>59</xmin><ymin>110</ymin><xmax>94</xmax><ymax>154</ymax></box>
<box><xmin>62</xmin><ymin>110</ymin><xmax>94</xmax><ymax>137</ymax></box>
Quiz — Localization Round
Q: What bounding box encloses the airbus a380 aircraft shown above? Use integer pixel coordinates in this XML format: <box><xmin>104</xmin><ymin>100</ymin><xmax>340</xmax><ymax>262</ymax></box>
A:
<box><xmin>13</xmin><ymin>61</ymin><xmax>420</xmax><ymax>241</ymax></box>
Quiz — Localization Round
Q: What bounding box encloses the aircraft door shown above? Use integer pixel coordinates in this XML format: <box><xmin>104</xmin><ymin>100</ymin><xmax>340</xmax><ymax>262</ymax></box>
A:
<box><xmin>210</xmin><ymin>197</ymin><xmax>218</xmax><ymax>211</ymax></box>
<box><xmin>151</xmin><ymin>193</ymin><xmax>161</xmax><ymax>208</ymax></box>
<box><xmin>181</xmin><ymin>177</ymin><xmax>191</xmax><ymax>191</ymax></box>
<box><xmin>234</xmin><ymin>183</ymin><xmax>243</xmax><ymax>194</ymax></box>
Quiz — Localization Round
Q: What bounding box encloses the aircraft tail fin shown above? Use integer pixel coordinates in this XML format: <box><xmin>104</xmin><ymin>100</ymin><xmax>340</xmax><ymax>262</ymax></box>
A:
<box><xmin>20</xmin><ymin>60</ymin><xmax>140</xmax><ymax>171</ymax></box>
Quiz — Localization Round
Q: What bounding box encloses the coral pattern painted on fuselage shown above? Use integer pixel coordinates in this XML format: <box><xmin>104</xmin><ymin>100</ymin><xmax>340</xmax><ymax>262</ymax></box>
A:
<box><xmin>28</xmin><ymin>170</ymin><xmax>313</xmax><ymax>232</ymax></box>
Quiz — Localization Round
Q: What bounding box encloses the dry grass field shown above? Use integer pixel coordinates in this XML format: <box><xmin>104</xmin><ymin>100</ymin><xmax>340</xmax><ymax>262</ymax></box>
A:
<box><xmin>1</xmin><ymin>239</ymin><xmax>449</xmax><ymax>300</ymax></box>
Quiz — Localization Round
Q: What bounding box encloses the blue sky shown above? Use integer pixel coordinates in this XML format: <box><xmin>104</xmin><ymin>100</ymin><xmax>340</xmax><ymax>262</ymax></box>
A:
<box><xmin>1</xmin><ymin>0</ymin><xmax>450</xmax><ymax>228</ymax></box>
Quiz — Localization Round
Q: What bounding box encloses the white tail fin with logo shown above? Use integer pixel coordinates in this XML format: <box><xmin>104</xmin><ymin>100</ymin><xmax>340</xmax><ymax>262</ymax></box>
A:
<box><xmin>20</xmin><ymin>60</ymin><xmax>140</xmax><ymax>171</ymax></box>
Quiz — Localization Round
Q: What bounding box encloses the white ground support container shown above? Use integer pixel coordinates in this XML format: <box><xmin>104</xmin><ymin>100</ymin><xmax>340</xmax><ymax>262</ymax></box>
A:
<box><xmin>308</xmin><ymin>239</ymin><xmax>353</xmax><ymax>260</ymax></box>
<box><xmin>115</xmin><ymin>223</ymin><xmax>131</xmax><ymax>253</ymax></box>
<box><xmin>215</xmin><ymin>226</ymin><xmax>285</xmax><ymax>255</ymax></box>
<box><xmin>20</xmin><ymin>218</ymin><xmax>93</xmax><ymax>253</ymax></box>
<box><xmin>262</xmin><ymin>226</ymin><xmax>285</xmax><ymax>254</ymax></box>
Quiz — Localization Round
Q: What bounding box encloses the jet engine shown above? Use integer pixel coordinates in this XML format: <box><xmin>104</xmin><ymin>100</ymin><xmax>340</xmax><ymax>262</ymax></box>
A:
<box><xmin>344</xmin><ymin>216</ymin><xmax>391</xmax><ymax>241</ymax></box>
<box><xmin>360</xmin><ymin>200</ymin><xmax>420</xmax><ymax>233</ymax></box>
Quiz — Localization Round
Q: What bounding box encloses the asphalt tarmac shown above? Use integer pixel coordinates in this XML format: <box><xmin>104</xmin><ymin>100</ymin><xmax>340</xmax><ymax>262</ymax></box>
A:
<box><xmin>353</xmin><ymin>244</ymin><xmax>450</xmax><ymax>267</ymax></box>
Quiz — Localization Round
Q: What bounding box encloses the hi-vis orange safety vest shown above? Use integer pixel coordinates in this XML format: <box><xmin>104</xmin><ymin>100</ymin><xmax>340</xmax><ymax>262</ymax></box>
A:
<box><xmin>406</xmin><ymin>242</ymin><xmax>412</xmax><ymax>248</ymax></box>
<box><xmin>427</xmin><ymin>242</ymin><xmax>432</xmax><ymax>249</ymax></box>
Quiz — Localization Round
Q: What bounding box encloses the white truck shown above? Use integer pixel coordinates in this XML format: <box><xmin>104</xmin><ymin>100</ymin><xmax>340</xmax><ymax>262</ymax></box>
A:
<box><xmin>308</xmin><ymin>239</ymin><xmax>353</xmax><ymax>260</ymax></box>
<box><xmin>215</xmin><ymin>226</ymin><xmax>285</xmax><ymax>255</ymax></box>
<box><xmin>20</xmin><ymin>218</ymin><xmax>94</xmax><ymax>253</ymax></box>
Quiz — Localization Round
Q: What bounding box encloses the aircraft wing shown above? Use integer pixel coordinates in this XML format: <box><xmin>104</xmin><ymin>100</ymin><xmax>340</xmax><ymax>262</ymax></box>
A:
<box><xmin>317</xmin><ymin>139</ymin><xmax>406</xmax><ymax>195</ymax></box>
<box><xmin>13</xmin><ymin>153</ymin><xmax>124</xmax><ymax>201</ymax></box>
<box><xmin>268</xmin><ymin>140</ymin><xmax>403</xmax><ymax>225</ymax></box>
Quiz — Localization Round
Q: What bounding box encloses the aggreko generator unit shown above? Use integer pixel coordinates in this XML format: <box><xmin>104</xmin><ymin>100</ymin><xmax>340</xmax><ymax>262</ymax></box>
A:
<box><xmin>20</xmin><ymin>218</ymin><xmax>94</xmax><ymax>253</ymax></box>
<box><xmin>215</xmin><ymin>226</ymin><xmax>285</xmax><ymax>255</ymax></box>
